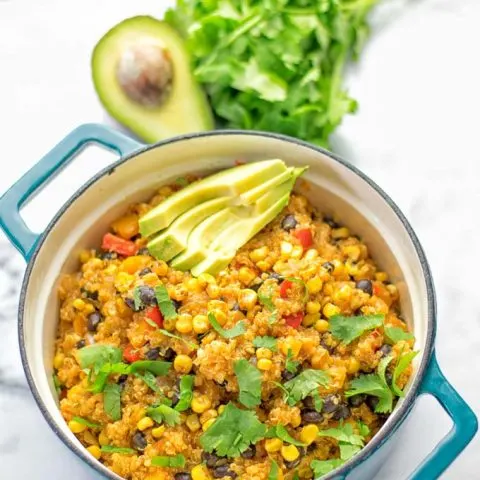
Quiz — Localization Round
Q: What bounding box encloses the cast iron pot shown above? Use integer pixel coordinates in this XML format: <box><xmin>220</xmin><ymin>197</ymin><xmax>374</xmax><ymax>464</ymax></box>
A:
<box><xmin>0</xmin><ymin>124</ymin><xmax>477</xmax><ymax>480</ymax></box>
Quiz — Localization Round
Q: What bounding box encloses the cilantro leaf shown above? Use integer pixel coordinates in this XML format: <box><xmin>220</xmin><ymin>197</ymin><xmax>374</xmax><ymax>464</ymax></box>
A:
<box><xmin>266</xmin><ymin>425</ymin><xmax>305</xmax><ymax>447</ymax></box>
<box><xmin>234</xmin><ymin>359</ymin><xmax>262</xmax><ymax>408</ymax></box>
<box><xmin>133</xmin><ymin>286</ymin><xmax>144</xmax><ymax>311</ymax></box>
<box><xmin>253</xmin><ymin>336</ymin><xmax>277</xmax><ymax>351</ymax></box>
<box><xmin>384</xmin><ymin>326</ymin><xmax>414</xmax><ymax>344</ymax></box>
<box><xmin>154</xmin><ymin>284</ymin><xmax>177</xmax><ymax>320</ymax></box>
<box><xmin>283</xmin><ymin>369</ymin><xmax>329</xmax><ymax>406</ymax></box>
<box><xmin>208</xmin><ymin>312</ymin><xmax>246</xmax><ymax>339</ymax></box>
<box><xmin>357</xmin><ymin>421</ymin><xmax>370</xmax><ymax>438</ymax></box>
<box><xmin>311</xmin><ymin>389</ymin><xmax>324</xmax><ymax>412</ymax></box>
<box><xmin>129</xmin><ymin>360</ymin><xmax>172</xmax><ymax>376</ymax></box>
<box><xmin>392</xmin><ymin>350</ymin><xmax>418</xmax><ymax>397</ymax></box>
<box><xmin>158</xmin><ymin>328</ymin><xmax>198</xmax><ymax>349</ymax></box>
<box><xmin>101</xmin><ymin>445</ymin><xmax>135</xmax><ymax>455</ymax></box>
<box><xmin>53</xmin><ymin>374</ymin><xmax>62</xmax><ymax>395</ymax></box>
<box><xmin>268</xmin><ymin>460</ymin><xmax>280</xmax><ymax>480</ymax></box>
<box><xmin>72</xmin><ymin>416</ymin><xmax>101</xmax><ymax>429</ymax></box>
<box><xmin>175</xmin><ymin>375</ymin><xmax>194</xmax><ymax>412</ymax></box>
<box><xmin>329</xmin><ymin>314</ymin><xmax>384</xmax><ymax>344</ymax></box>
<box><xmin>311</xmin><ymin>459</ymin><xmax>345</xmax><ymax>477</ymax></box>
<box><xmin>151</xmin><ymin>454</ymin><xmax>186</xmax><ymax>467</ymax></box>
<box><xmin>147</xmin><ymin>404</ymin><xmax>181</xmax><ymax>427</ymax></box>
<box><xmin>78</xmin><ymin>345</ymin><xmax>122</xmax><ymax>374</ymax></box>
<box><xmin>257</xmin><ymin>286</ymin><xmax>278</xmax><ymax>324</ymax></box>
<box><xmin>317</xmin><ymin>423</ymin><xmax>364</xmax><ymax>447</ymax></box>
<box><xmin>200</xmin><ymin>402</ymin><xmax>267</xmax><ymax>457</ymax></box>
<box><xmin>134</xmin><ymin>371</ymin><xmax>160</xmax><ymax>393</ymax></box>
<box><xmin>103</xmin><ymin>383</ymin><xmax>122</xmax><ymax>421</ymax></box>
<box><xmin>285</xmin><ymin>349</ymin><xmax>300</xmax><ymax>374</ymax></box>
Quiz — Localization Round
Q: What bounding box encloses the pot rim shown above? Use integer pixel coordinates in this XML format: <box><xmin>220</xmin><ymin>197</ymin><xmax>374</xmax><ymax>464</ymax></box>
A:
<box><xmin>18</xmin><ymin>129</ymin><xmax>436</xmax><ymax>480</ymax></box>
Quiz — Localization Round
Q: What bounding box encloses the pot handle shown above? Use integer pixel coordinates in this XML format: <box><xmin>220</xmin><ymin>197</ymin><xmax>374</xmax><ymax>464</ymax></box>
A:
<box><xmin>0</xmin><ymin>123</ymin><xmax>142</xmax><ymax>260</ymax></box>
<box><xmin>409</xmin><ymin>350</ymin><xmax>478</xmax><ymax>479</ymax></box>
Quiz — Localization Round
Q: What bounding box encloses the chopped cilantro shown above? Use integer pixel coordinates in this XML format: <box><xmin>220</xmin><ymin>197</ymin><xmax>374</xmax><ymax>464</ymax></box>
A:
<box><xmin>234</xmin><ymin>359</ymin><xmax>262</xmax><ymax>408</ymax></box>
<box><xmin>133</xmin><ymin>371</ymin><xmax>160</xmax><ymax>392</ymax></box>
<box><xmin>200</xmin><ymin>402</ymin><xmax>267</xmax><ymax>457</ymax></box>
<box><xmin>147</xmin><ymin>403</ymin><xmax>181</xmax><ymax>427</ymax></box>
<box><xmin>253</xmin><ymin>336</ymin><xmax>277</xmax><ymax>351</ymax></box>
<box><xmin>357</xmin><ymin>421</ymin><xmax>370</xmax><ymax>438</ymax></box>
<box><xmin>133</xmin><ymin>286</ymin><xmax>144</xmax><ymax>311</ymax></box>
<box><xmin>154</xmin><ymin>284</ymin><xmax>177</xmax><ymax>320</ymax></box>
<box><xmin>317</xmin><ymin>422</ymin><xmax>365</xmax><ymax>448</ymax></box>
<box><xmin>329</xmin><ymin>314</ymin><xmax>384</xmax><ymax>344</ymax></box>
<box><xmin>72</xmin><ymin>416</ymin><xmax>101</xmax><ymax>429</ymax></box>
<box><xmin>392</xmin><ymin>350</ymin><xmax>418</xmax><ymax>397</ymax></box>
<box><xmin>268</xmin><ymin>460</ymin><xmax>280</xmax><ymax>480</ymax></box>
<box><xmin>282</xmin><ymin>369</ymin><xmax>329</xmax><ymax>406</ymax></box>
<box><xmin>158</xmin><ymin>328</ymin><xmax>198</xmax><ymax>349</ymax></box>
<box><xmin>266</xmin><ymin>425</ymin><xmax>305</xmax><ymax>447</ymax></box>
<box><xmin>384</xmin><ymin>326</ymin><xmax>414</xmax><ymax>344</ymax></box>
<box><xmin>151</xmin><ymin>454</ymin><xmax>186</xmax><ymax>467</ymax></box>
<box><xmin>53</xmin><ymin>374</ymin><xmax>62</xmax><ymax>395</ymax></box>
<box><xmin>311</xmin><ymin>458</ymin><xmax>345</xmax><ymax>476</ymax></box>
<box><xmin>129</xmin><ymin>360</ymin><xmax>172</xmax><ymax>376</ymax></box>
<box><xmin>77</xmin><ymin>345</ymin><xmax>123</xmax><ymax>374</ymax></box>
<box><xmin>101</xmin><ymin>445</ymin><xmax>135</xmax><ymax>455</ymax></box>
<box><xmin>285</xmin><ymin>349</ymin><xmax>300</xmax><ymax>374</ymax></box>
<box><xmin>311</xmin><ymin>389</ymin><xmax>324</xmax><ymax>412</ymax></box>
<box><xmin>175</xmin><ymin>375</ymin><xmax>194</xmax><ymax>412</ymax></box>
<box><xmin>103</xmin><ymin>383</ymin><xmax>122</xmax><ymax>421</ymax></box>
<box><xmin>208</xmin><ymin>312</ymin><xmax>246</xmax><ymax>339</ymax></box>
<box><xmin>257</xmin><ymin>286</ymin><xmax>278</xmax><ymax>324</ymax></box>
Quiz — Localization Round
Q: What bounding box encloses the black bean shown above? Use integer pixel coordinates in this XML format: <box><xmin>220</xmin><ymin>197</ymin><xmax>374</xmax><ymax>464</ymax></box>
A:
<box><xmin>303</xmin><ymin>396</ymin><xmax>315</xmax><ymax>410</ymax></box>
<box><xmin>76</xmin><ymin>339</ymin><xmax>86</xmax><ymax>349</ymax></box>
<box><xmin>138</xmin><ymin>286</ymin><xmax>156</xmax><ymax>306</ymax></box>
<box><xmin>174</xmin><ymin>474</ymin><xmax>192</xmax><ymax>480</ymax></box>
<box><xmin>250</xmin><ymin>357</ymin><xmax>258</xmax><ymax>367</ymax></box>
<box><xmin>81</xmin><ymin>288</ymin><xmax>98</xmax><ymax>301</ymax></box>
<box><xmin>137</xmin><ymin>247</ymin><xmax>150</xmax><ymax>256</ymax></box>
<box><xmin>379</xmin><ymin>344</ymin><xmax>392</xmax><ymax>358</ymax></box>
<box><xmin>202</xmin><ymin>452</ymin><xmax>227</xmax><ymax>468</ymax></box>
<box><xmin>322</xmin><ymin>262</ymin><xmax>334</xmax><ymax>273</ymax></box>
<box><xmin>356</xmin><ymin>279</ymin><xmax>373</xmax><ymax>295</ymax></box>
<box><xmin>241</xmin><ymin>445</ymin><xmax>255</xmax><ymax>459</ymax></box>
<box><xmin>132</xmin><ymin>431</ymin><xmax>147</xmax><ymax>451</ymax></box>
<box><xmin>284</xmin><ymin>458</ymin><xmax>301</xmax><ymax>469</ymax></box>
<box><xmin>332</xmin><ymin>404</ymin><xmax>351</xmax><ymax>420</ymax></box>
<box><xmin>172</xmin><ymin>300</ymin><xmax>182</xmax><ymax>311</ymax></box>
<box><xmin>348</xmin><ymin>394</ymin><xmax>367</xmax><ymax>407</ymax></box>
<box><xmin>366</xmin><ymin>396</ymin><xmax>379</xmax><ymax>411</ymax></box>
<box><xmin>117</xmin><ymin>374</ymin><xmax>128</xmax><ymax>389</ymax></box>
<box><xmin>385</xmin><ymin>370</ymin><xmax>393</xmax><ymax>386</ymax></box>
<box><xmin>301</xmin><ymin>410</ymin><xmax>323</xmax><ymax>424</ymax></box>
<box><xmin>139</xmin><ymin>267</ymin><xmax>152</xmax><ymax>277</ymax></box>
<box><xmin>322</xmin><ymin>394</ymin><xmax>341</xmax><ymax>414</ymax></box>
<box><xmin>281</xmin><ymin>369</ymin><xmax>296</xmax><ymax>381</ymax></box>
<box><xmin>99</xmin><ymin>251</ymin><xmax>117</xmax><ymax>260</ymax></box>
<box><xmin>162</xmin><ymin>347</ymin><xmax>176</xmax><ymax>362</ymax></box>
<box><xmin>124</xmin><ymin>297</ymin><xmax>138</xmax><ymax>311</ymax></box>
<box><xmin>323</xmin><ymin>216</ymin><xmax>338</xmax><ymax>228</ymax></box>
<box><xmin>250</xmin><ymin>282</ymin><xmax>263</xmax><ymax>292</ymax></box>
<box><xmin>320</xmin><ymin>339</ymin><xmax>335</xmax><ymax>354</ymax></box>
<box><xmin>282</xmin><ymin>214</ymin><xmax>298</xmax><ymax>231</ymax></box>
<box><xmin>171</xmin><ymin>390</ymin><xmax>180</xmax><ymax>407</ymax></box>
<box><xmin>269</xmin><ymin>272</ymin><xmax>283</xmax><ymax>281</ymax></box>
<box><xmin>87</xmin><ymin>312</ymin><xmax>102</xmax><ymax>332</ymax></box>
<box><xmin>213</xmin><ymin>465</ymin><xmax>236</xmax><ymax>478</ymax></box>
<box><xmin>145</xmin><ymin>347</ymin><xmax>160</xmax><ymax>360</ymax></box>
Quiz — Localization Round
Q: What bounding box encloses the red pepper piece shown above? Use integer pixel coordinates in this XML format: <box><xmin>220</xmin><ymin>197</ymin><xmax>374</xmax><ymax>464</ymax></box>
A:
<box><xmin>284</xmin><ymin>312</ymin><xmax>304</xmax><ymax>329</ymax></box>
<box><xmin>373</xmin><ymin>284</ymin><xmax>382</xmax><ymax>296</ymax></box>
<box><xmin>123</xmin><ymin>344</ymin><xmax>141</xmax><ymax>363</ymax></box>
<box><xmin>294</xmin><ymin>228</ymin><xmax>313</xmax><ymax>248</ymax></box>
<box><xmin>145</xmin><ymin>306</ymin><xmax>163</xmax><ymax>328</ymax></box>
<box><xmin>101</xmin><ymin>233</ymin><xmax>137</xmax><ymax>257</ymax></box>
<box><xmin>279</xmin><ymin>280</ymin><xmax>294</xmax><ymax>298</ymax></box>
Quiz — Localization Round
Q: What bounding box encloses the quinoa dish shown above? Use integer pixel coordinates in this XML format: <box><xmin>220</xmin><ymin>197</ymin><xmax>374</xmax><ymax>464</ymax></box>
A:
<box><xmin>53</xmin><ymin>172</ymin><xmax>417</xmax><ymax>480</ymax></box>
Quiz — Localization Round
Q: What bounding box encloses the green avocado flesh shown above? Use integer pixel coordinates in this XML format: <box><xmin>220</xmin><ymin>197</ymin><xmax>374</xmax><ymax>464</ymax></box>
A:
<box><xmin>91</xmin><ymin>16</ymin><xmax>214</xmax><ymax>143</ymax></box>
<box><xmin>140</xmin><ymin>160</ymin><xmax>307</xmax><ymax>275</ymax></box>
<box><xmin>140</xmin><ymin>159</ymin><xmax>287</xmax><ymax>237</ymax></box>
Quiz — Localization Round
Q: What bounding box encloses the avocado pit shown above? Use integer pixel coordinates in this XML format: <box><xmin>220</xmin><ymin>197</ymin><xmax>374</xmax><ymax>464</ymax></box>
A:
<box><xmin>116</xmin><ymin>41</ymin><xmax>173</xmax><ymax>107</ymax></box>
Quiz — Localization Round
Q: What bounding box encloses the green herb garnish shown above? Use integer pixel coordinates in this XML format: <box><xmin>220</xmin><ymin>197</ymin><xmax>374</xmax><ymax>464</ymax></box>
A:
<box><xmin>392</xmin><ymin>350</ymin><xmax>418</xmax><ymax>397</ymax></box>
<box><xmin>53</xmin><ymin>374</ymin><xmax>62</xmax><ymax>395</ymax></box>
<box><xmin>175</xmin><ymin>375</ymin><xmax>194</xmax><ymax>412</ymax></box>
<box><xmin>311</xmin><ymin>389</ymin><xmax>323</xmax><ymax>412</ymax></box>
<box><xmin>282</xmin><ymin>369</ymin><xmax>329</xmax><ymax>406</ymax></box>
<box><xmin>72</xmin><ymin>416</ymin><xmax>101</xmax><ymax>429</ymax></box>
<box><xmin>158</xmin><ymin>328</ymin><xmax>198</xmax><ymax>349</ymax></box>
<box><xmin>133</xmin><ymin>371</ymin><xmax>160</xmax><ymax>393</ymax></box>
<box><xmin>154</xmin><ymin>284</ymin><xmax>177</xmax><ymax>320</ymax></box>
<box><xmin>147</xmin><ymin>403</ymin><xmax>181</xmax><ymax>427</ymax></box>
<box><xmin>208</xmin><ymin>312</ymin><xmax>246</xmax><ymax>339</ymax></box>
<box><xmin>266</xmin><ymin>424</ymin><xmax>305</xmax><ymax>447</ymax></box>
<box><xmin>258</xmin><ymin>286</ymin><xmax>278</xmax><ymax>324</ymax></box>
<box><xmin>200</xmin><ymin>402</ymin><xmax>267</xmax><ymax>457</ymax></box>
<box><xmin>384</xmin><ymin>326</ymin><xmax>414</xmax><ymax>344</ymax></box>
<box><xmin>234</xmin><ymin>359</ymin><xmax>262</xmax><ymax>408</ymax></box>
<box><xmin>133</xmin><ymin>286</ymin><xmax>143</xmax><ymax>311</ymax></box>
<box><xmin>253</xmin><ymin>336</ymin><xmax>277</xmax><ymax>351</ymax></box>
<box><xmin>311</xmin><ymin>458</ymin><xmax>345</xmax><ymax>476</ymax></box>
<box><xmin>129</xmin><ymin>360</ymin><xmax>172</xmax><ymax>376</ymax></box>
<box><xmin>285</xmin><ymin>348</ymin><xmax>300</xmax><ymax>374</ymax></box>
<box><xmin>329</xmin><ymin>314</ymin><xmax>384</xmax><ymax>344</ymax></box>
<box><xmin>101</xmin><ymin>445</ymin><xmax>135</xmax><ymax>455</ymax></box>
<box><xmin>77</xmin><ymin>345</ymin><xmax>123</xmax><ymax>374</ymax></box>
<box><xmin>268</xmin><ymin>460</ymin><xmax>280</xmax><ymax>480</ymax></box>
<box><xmin>103</xmin><ymin>383</ymin><xmax>122</xmax><ymax>421</ymax></box>
<box><xmin>151</xmin><ymin>454</ymin><xmax>186</xmax><ymax>467</ymax></box>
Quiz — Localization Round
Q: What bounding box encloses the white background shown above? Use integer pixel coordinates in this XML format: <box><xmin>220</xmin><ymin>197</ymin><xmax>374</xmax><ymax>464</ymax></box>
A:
<box><xmin>0</xmin><ymin>0</ymin><xmax>479</xmax><ymax>478</ymax></box>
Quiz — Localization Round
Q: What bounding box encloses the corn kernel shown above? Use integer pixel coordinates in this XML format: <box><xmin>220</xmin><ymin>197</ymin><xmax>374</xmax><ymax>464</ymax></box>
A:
<box><xmin>280</xmin><ymin>337</ymin><xmax>303</xmax><ymax>357</ymax></box>
<box><xmin>198</xmin><ymin>273</ymin><xmax>216</xmax><ymax>286</ymax></box>
<box><xmin>250</xmin><ymin>246</ymin><xmax>268</xmax><ymax>263</ymax></box>
<box><xmin>191</xmin><ymin>394</ymin><xmax>212</xmax><ymax>414</ymax></box>
<box><xmin>202</xmin><ymin>418</ymin><xmax>217</xmax><ymax>431</ymax></box>
<box><xmin>87</xmin><ymin>445</ymin><xmax>102</xmax><ymax>460</ymax></box>
<box><xmin>303</xmin><ymin>313</ymin><xmax>319</xmax><ymax>327</ymax></box>
<box><xmin>304</xmin><ymin>249</ymin><xmax>319</xmax><ymax>262</ymax></box>
<box><xmin>72</xmin><ymin>298</ymin><xmax>86</xmax><ymax>311</ymax></box>
<box><xmin>176</xmin><ymin>314</ymin><xmax>193</xmax><ymax>334</ymax></box>
<box><xmin>311</xmin><ymin>350</ymin><xmax>328</xmax><ymax>370</ymax></box>
<box><xmin>163</xmin><ymin>317</ymin><xmax>176</xmax><ymax>331</ymax></box>
<box><xmin>191</xmin><ymin>465</ymin><xmax>211</xmax><ymax>480</ymax></box>
<box><xmin>217</xmin><ymin>405</ymin><xmax>226</xmax><ymax>415</ymax></box>
<box><xmin>347</xmin><ymin>357</ymin><xmax>360</xmax><ymax>375</ymax></box>
<box><xmin>256</xmin><ymin>348</ymin><xmax>273</xmax><ymax>360</ymax></box>
<box><xmin>238</xmin><ymin>266</ymin><xmax>256</xmax><ymax>285</ymax></box>
<box><xmin>238</xmin><ymin>289</ymin><xmax>258</xmax><ymax>311</ymax></box>
<box><xmin>53</xmin><ymin>353</ymin><xmax>65</xmax><ymax>370</ymax></box>
<box><xmin>68</xmin><ymin>420</ymin><xmax>87</xmax><ymax>434</ymax></box>
<box><xmin>174</xmin><ymin>355</ymin><xmax>193</xmax><ymax>374</ymax></box>
<box><xmin>291</xmin><ymin>245</ymin><xmax>304</xmax><ymax>259</ymax></box>
<box><xmin>332</xmin><ymin>227</ymin><xmax>350</xmax><ymax>239</ymax></box>
<box><xmin>323</xmin><ymin>303</ymin><xmax>340</xmax><ymax>318</ymax></box>
<box><xmin>265</xmin><ymin>438</ymin><xmax>283</xmax><ymax>453</ymax></box>
<box><xmin>306</xmin><ymin>301</ymin><xmax>321</xmax><ymax>314</ymax></box>
<box><xmin>375</xmin><ymin>271</ymin><xmax>388</xmax><ymax>282</ymax></box>
<box><xmin>281</xmin><ymin>444</ymin><xmax>300</xmax><ymax>462</ymax></box>
<box><xmin>152</xmin><ymin>426</ymin><xmax>166</xmax><ymax>439</ymax></box>
<box><xmin>206</xmin><ymin>283</ymin><xmax>221</xmax><ymax>299</ymax></box>
<box><xmin>315</xmin><ymin>319</ymin><xmax>330</xmax><ymax>333</ymax></box>
<box><xmin>186</xmin><ymin>277</ymin><xmax>203</xmax><ymax>293</ymax></box>
<box><xmin>306</xmin><ymin>277</ymin><xmax>323</xmax><ymax>294</ymax></box>
<box><xmin>79</xmin><ymin>250</ymin><xmax>92</xmax><ymax>264</ymax></box>
<box><xmin>300</xmin><ymin>424</ymin><xmax>319</xmax><ymax>445</ymax></box>
<box><xmin>343</xmin><ymin>245</ymin><xmax>361</xmax><ymax>261</ymax></box>
<box><xmin>211</xmin><ymin>309</ymin><xmax>227</xmax><ymax>326</ymax></box>
<box><xmin>200</xmin><ymin>409</ymin><xmax>218</xmax><ymax>425</ymax></box>
<box><xmin>257</xmin><ymin>358</ymin><xmax>273</xmax><ymax>371</ymax></box>
<box><xmin>186</xmin><ymin>414</ymin><xmax>201</xmax><ymax>432</ymax></box>
<box><xmin>256</xmin><ymin>260</ymin><xmax>271</xmax><ymax>272</ymax></box>
<box><xmin>153</xmin><ymin>261</ymin><xmax>168</xmax><ymax>277</ymax></box>
<box><xmin>280</xmin><ymin>241</ymin><xmax>293</xmax><ymax>257</ymax></box>
<box><xmin>114</xmin><ymin>272</ymin><xmax>134</xmax><ymax>293</ymax></box>
<box><xmin>83</xmin><ymin>430</ymin><xmax>98</xmax><ymax>445</ymax></box>
<box><xmin>193</xmin><ymin>314</ymin><xmax>210</xmax><ymax>334</ymax></box>
<box><xmin>111</xmin><ymin>213</ymin><xmax>139</xmax><ymax>240</ymax></box>
<box><xmin>98</xmin><ymin>430</ymin><xmax>109</xmax><ymax>446</ymax></box>
<box><xmin>333</xmin><ymin>284</ymin><xmax>353</xmax><ymax>303</ymax></box>
<box><xmin>137</xmin><ymin>417</ymin><xmax>154</xmax><ymax>431</ymax></box>
<box><xmin>84</xmin><ymin>303</ymin><xmax>95</xmax><ymax>314</ymax></box>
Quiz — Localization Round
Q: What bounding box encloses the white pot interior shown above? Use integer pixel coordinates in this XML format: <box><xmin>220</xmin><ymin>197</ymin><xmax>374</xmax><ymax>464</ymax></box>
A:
<box><xmin>21</xmin><ymin>133</ymin><xmax>431</xmax><ymax>471</ymax></box>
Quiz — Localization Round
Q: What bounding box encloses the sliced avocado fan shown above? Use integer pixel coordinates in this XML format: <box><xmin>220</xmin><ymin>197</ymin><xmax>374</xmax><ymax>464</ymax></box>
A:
<box><xmin>139</xmin><ymin>160</ymin><xmax>307</xmax><ymax>276</ymax></box>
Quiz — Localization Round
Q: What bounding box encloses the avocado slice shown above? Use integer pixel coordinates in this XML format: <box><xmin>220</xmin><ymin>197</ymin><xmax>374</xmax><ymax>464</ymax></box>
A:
<box><xmin>147</xmin><ymin>196</ymin><xmax>230</xmax><ymax>261</ymax></box>
<box><xmin>139</xmin><ymin>159</ymin><xmax>288</xmax><ymax>237</ymax></box>
<box><xmin>91</xmin><ymin>16</ymin><xmax>214</xmax><ymax>143</ymax></box>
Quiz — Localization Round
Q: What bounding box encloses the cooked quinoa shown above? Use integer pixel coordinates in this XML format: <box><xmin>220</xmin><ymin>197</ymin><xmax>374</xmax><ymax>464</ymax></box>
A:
<box><xmin>54</xmin><ymin>182</ymin><xmax>415</xmax><ymax>480</ymax></box>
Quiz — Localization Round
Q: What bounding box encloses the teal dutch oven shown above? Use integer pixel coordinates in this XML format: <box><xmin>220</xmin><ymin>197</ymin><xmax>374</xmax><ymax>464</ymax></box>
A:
<box><xmin>0</xmin><ymin>123</ymin><xmax>477</xmax><ymax>479</ymax></box>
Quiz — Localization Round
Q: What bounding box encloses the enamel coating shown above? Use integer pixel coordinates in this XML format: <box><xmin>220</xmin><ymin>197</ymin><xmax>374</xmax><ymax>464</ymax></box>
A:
<box><xmin>0</xmin><ymin>123</ymin><xmax>476</xmax><ymax>480</ymax></box>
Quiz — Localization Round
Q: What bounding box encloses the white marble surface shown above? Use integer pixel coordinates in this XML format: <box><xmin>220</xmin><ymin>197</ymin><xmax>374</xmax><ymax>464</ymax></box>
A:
<box><xmin>0</xmin><ymin>0</ymin><xmax>479</xmax><ymax>478</ymax></box>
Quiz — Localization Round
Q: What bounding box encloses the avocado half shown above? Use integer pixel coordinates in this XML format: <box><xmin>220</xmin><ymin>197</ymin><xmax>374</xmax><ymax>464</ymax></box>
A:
<box><xmin>91</xmin><ymin>16</ymin><xmax>214</xmax><ymax>142</ymax></box>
